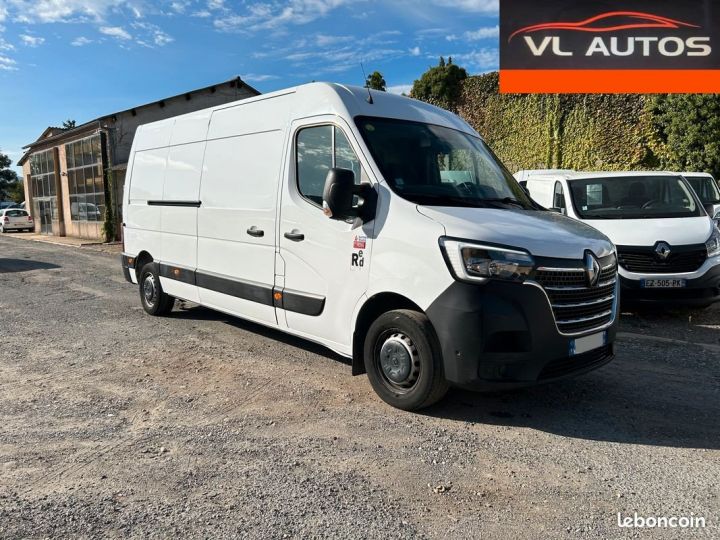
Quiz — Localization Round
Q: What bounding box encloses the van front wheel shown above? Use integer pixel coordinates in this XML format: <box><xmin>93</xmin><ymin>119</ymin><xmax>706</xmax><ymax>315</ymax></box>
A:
<box><xmin>364</xmin><ymin>310</ymin><xmax>449</xmax><ymax>411</ymax></box>
<box><xmin>139</xmin><ymin>263</ymin><xmax>174</xmax><ymax>316</ymax></box>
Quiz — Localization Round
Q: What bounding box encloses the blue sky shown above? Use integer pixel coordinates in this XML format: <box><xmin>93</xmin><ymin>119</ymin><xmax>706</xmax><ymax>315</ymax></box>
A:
<box><xmin>0</xmin><ymin>0</ymin><xmax>499</xmax><ymax>174</ymax></box>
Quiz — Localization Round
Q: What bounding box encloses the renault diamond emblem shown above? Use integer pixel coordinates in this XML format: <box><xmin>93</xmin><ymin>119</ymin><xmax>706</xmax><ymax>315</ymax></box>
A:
<box><xmin>655</xmin><ymin>242</ymin><xmax>672</xmax><ymax>261</ymax></box>
<box><xmin>585</xmin><ymin>252</ymin><xmax>601</xmax><ymax>288</ymax></box>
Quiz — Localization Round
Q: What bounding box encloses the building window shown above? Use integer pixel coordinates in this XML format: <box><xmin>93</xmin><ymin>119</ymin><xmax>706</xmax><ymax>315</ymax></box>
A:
<box><xmin>29</xmin><ymin>149</ymin><xmax>57</xmax><ymax>231</ymax></box>
<box><xmin>65</xmin><ymin>134</ymin><xmax>105</xmax><ymax>222</ymax></box>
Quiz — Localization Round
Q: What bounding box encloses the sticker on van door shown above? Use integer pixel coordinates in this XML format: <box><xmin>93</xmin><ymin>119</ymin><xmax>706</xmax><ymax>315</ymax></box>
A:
<box><xmin>353</xmin><ymin>235</ymin><xmax>367</xmax><ymax>249</ymax></box>
<box><xmin>351</xmin><ymin>250</ymin><xmax>365</xmax><ymax>269</ymax></box>
<box><xmin>352</xmin><ymin>235</ymin><xmax>367</xmax><ymax>270</ymax></box>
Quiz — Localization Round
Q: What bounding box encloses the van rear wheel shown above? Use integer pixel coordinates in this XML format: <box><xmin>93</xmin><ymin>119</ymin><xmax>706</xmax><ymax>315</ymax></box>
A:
<box><xmin>364</xmin><ymin>310</ymin><xmax>449</xmax><ymax>411</ymax></box>
<box><xmin>139</xmin><ymin>263</ymin><xmax>174</xmax><ymax>316</ymax></box>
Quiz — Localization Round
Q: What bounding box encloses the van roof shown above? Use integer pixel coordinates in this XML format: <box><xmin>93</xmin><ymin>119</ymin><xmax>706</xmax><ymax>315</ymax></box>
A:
<box><xmin>134</xmin><ymin>82</ymin><xmax>477</xmax><ymax>141</ymax></box>
<box><xmin>526</xmin><ymin>170</ymin><xmax>684</xmax><ymax>182</ymax></box>
<box><xmin>679</xmin><ymin>171</ymin><xmax>715</xmax><ymax>178</ymax></box>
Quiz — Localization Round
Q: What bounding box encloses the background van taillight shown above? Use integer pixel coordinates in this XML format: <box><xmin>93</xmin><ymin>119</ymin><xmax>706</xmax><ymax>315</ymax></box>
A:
<box><xmin>28</xmin><ymin>215</ymin><xmax>33</xmax><ymax>220</ymax></box>
<box><xmin>3</xmin><ymin>217</ymin><xmax>8</xmax><ymax>223</ymax></box>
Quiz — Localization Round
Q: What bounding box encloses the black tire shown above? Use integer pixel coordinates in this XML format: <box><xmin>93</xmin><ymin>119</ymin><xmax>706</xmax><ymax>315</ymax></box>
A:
<box><xmin>364</xmin><ymin>309</ymin><xmax>449</xmax><ymax>411</ymax></box>
<box><xmin>139</xmin><ymin>263</ymin><xmax>174</xmax><ymax>316</ymax></box>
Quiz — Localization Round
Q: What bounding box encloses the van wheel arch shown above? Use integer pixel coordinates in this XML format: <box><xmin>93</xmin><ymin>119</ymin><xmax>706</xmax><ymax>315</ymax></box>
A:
<box><xmin>352</xmin><ymin>293</ymin><xmax>424</xmax><ymax>376</ymax></box>
<box><xmin>135</xmin><ymin>251</ymin><xmax>154</xmax><ymax>282</ymax></box>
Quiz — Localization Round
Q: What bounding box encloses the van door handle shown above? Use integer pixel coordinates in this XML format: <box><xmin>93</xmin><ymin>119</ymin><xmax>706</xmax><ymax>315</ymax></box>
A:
<box><xmin>247</xmin><ymin>226</ymin><xmax>265</xmax><ymax>238</ymax></box>
<box><xmin>284</xmin><ymin>230</ymin><xmax>305</xmax><ymax>242</ymax></box>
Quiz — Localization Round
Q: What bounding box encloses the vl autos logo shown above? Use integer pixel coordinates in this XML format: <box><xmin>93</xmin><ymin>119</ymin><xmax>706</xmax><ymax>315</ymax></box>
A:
<box><xmin>510</xmin><ymin>11</ymin><xmax>711</xmax><ymax>59</ymax></box>
<box><xmin>499</xmin><ymin>0</ymin><xmax>720</xmax><ymax>93</ymax></box>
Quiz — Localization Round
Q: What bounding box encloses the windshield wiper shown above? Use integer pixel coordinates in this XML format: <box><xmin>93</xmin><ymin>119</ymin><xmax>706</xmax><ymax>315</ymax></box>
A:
<box><xmin>412</xmin><ymin>195</ymin><xmax>492</xmax><ymax>208</ymax></box>
<box><xmin>480</xmin><ymin>197</ymin><xmax>528</xmax><ymax>209</ymax></box>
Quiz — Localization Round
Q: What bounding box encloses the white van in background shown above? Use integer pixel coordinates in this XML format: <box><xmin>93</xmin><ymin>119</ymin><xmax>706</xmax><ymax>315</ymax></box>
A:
<box><xmin>680</xmin><ymin>172</ymin><xmax>720</xmax><ymax>223</ymax></box>
<box><xmin>122</xmin><ymin>83</ymin><xmax>619</xmax><ymax>410</ymax></box>
<box><xmin>515</xmin><ymin>169</ymin><xmax>573</xmax><ymax>186</ymax></box>
<box><xmin>522</xmin><ymin>170</ymin><xmax>720</xmax><ymax>307</ymax></box>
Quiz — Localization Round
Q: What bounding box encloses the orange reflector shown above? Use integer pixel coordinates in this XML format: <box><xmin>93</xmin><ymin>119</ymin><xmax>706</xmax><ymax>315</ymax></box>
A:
<box><xmin>274</xmin><ymin>292</ymin><xmax>283</xmax><ymax>301</ymax></box>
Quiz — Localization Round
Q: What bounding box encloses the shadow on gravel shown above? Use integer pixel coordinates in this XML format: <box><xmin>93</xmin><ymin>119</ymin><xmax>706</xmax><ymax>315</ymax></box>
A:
<box><xmin>422</xmin><ymin>358</ymin><xmax>720</xmax><ymax>450</ymax></box>
<box><xmin>170</xmin><ymin>304</ymin><xmax>352</xmax><ymax>366</ymax></box>
<box><xmin>0</xmin><ymin>258</ymin><xmax>60</xmax><ymax>273</ymax></box>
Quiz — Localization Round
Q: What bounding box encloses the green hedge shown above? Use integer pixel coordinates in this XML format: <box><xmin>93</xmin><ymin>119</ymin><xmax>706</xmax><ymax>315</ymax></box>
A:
<box><xmin>454</xmin><ymin>72</ymin><xmax>719</xmax><ymax>178</ymax></box>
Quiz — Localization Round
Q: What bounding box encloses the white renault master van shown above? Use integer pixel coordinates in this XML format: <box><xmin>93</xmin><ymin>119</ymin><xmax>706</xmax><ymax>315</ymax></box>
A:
<box><xmin>121</xmin><ymin>83</ymin><xmax>619</xmax><ymax>410</ymax></box>
<box><xmin>524</xmin><ymin>171</ymin><xmax>720</xmax><ymax>307</ymax></box>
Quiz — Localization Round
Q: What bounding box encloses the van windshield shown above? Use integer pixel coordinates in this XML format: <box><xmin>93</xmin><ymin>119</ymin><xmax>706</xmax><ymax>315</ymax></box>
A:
<box><xmin>568</xmin><ymin>176</ymin><xmax>704</xmax><ymax>220</ymax></box>
<box><xmin>684</xmin><ymin>175</ymin><xmax>720</xmax><ymax>204</ymax></box>
<box><xmin>356</xmin><ymin>116</ymin><xmax>534</xmax><ymax>209</ymax></box>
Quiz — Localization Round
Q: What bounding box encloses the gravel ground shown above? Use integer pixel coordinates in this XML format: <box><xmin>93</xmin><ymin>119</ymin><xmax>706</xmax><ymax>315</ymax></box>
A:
<box><xmin>0</xmin><ymin>234</ymin><xmax>718</xmax><ymax>539</ymax></box>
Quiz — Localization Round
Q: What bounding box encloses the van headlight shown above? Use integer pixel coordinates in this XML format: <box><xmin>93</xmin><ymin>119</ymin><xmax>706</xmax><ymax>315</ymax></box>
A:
<box><xmin>439</xmin><ymin>238</ymin><xmax>535</xmax><ymax>283</ymax></box>
<box><xmin>707</xmin><ymin>227</ymin><xmax>720</xmax><ymax>258</ymax></box>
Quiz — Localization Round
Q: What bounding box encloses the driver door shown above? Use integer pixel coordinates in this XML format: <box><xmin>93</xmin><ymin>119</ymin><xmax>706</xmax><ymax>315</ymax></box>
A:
<box><xmin>276</xmin><ymin>118</ymin><xmax>375</xmax><ymax>353</ymax></box>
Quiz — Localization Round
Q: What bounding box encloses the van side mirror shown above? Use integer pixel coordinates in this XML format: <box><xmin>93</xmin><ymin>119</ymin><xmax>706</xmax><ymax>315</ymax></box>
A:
<box><xmin>322</xmin><ymin>168</ymin><xmax>377</xmax><ymax>223</ymax></box>
<box><xmin>323</xmin><ymin>168</ymin><xmax>356</xmax><ymax>221</ymax></box>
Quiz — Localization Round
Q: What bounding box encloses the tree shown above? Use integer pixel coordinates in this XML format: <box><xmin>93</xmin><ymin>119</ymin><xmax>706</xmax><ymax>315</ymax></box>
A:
<box><xmin>649</xmin><ymin>94</ymin><xmax>720</xmax><ymax>178</ymax></box>
<box><xmin>62</xmin><ymin>119</ymin><xmax>76</xmax><ymax>129</ymax></box>
<box><xmin>9</xmin><ymin>179</ymin><xmax>24</xmax><ymax>203</ymax></box>
<box><xmin>0</xmin><ymin>150</ymin><xmax>20</xmax><ymax>201</ymax></box>
<box><xmin>365</xmin><ymin>71</ymin><xmax>387</xmax><ymax>92</ymax></box>
<box><xmin>411</xmin><ymin>57</ymin><xmax>468</xmax><ymax>111</ymax></box>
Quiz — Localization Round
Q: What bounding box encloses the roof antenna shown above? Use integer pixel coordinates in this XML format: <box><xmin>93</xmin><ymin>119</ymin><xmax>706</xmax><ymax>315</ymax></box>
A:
<box><xmin>360</xmin><ymin>62</ymin><xmax>374</xmax><ymax>105</ymax></box>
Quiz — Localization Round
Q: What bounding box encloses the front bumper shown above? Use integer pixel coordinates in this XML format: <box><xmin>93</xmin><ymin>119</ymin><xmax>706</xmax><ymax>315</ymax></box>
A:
<box><xmin>619</xmin><ymin>258</ymin><xmax>720</xmax><ymax>306</ymax></box>
<box><xmin>425</xmin><ymin>280</ymin><xmax>618</xmax><ymax>391</ymax></box>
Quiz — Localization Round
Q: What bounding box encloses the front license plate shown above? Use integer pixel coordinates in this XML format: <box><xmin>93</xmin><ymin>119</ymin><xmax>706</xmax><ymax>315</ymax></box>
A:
<box><xmin>570</xmin><ymin>332</ymin><xmax>606</xmax><ymax>356</ymax></box>
<box><xmin>641</xmin><ymin>279</ymin><xmax>687</xmax><ymax>289</ymax></box>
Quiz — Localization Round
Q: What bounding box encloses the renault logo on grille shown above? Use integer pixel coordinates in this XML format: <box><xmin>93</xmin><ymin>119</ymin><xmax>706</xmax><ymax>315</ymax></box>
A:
<box><xmin>585</xmin><ymin>252</ymin><xmax>601</xmax><ymax>288</ymax></box>
<box><xmin>655</xmin><ymin>242</ymin><xmax>672</xmax><ymax>260</ymax></box>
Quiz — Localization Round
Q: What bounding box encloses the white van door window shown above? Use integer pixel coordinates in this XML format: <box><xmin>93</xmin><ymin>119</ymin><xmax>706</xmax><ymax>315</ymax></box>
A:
<box><xmin>554</xmin><ymin>181</ymin><xmax>566</xmax><ymax>211</ymax></box>
<box><xmin>297</xmin><ymin>126</ymin><xmax>361</xmax><ymax>206</ymax></box>
<box><xmin>297</xmin><ymin>126</ymin><xmax>332</xmax><ymax>205</ymax></box>
<box><xmin>334</xmin><ymin>128</ymin><xmax>362</xmax><ymax>180</ymax></box>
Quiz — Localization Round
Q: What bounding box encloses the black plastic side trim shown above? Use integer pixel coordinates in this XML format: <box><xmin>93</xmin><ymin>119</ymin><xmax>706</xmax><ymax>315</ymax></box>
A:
<box><xmin>278</xmin><ymin>288</ymin><xmax>326</xmax><ymax>316</ymax></box>
<box><xmin>155</xmin><ymin>262</ymin><xmax>326</xmax><ymax>316</ymax></box>
<box><xmin>159</xmin><ymin>263</ymin><xmax>197</xmax><ymax>286</ymax></box>
<box><xmin>195</xmin><ymin>271</ymin><xmax>274</xmax><ymax>306</ymax></box>
<box><xmin>147</xmin><ymin>200</ymin><xmax>202</xmax><ymax>208</ymax></box>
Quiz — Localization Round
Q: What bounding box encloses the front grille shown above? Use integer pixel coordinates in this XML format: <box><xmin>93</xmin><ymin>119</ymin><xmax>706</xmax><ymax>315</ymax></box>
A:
<box><xmin>534</xmin><ymin>255</ymin><xmax>617</xmax><ymax>335</ymax></box>
<box><xmin>539</xmin><ymin>344</ymin><xmax>614</xmax><ymax>380</ymax></box>
<box><xmin>618</xmin><ymin>245</ymin><xmax>707</xmax><ymax>274</ymax></box>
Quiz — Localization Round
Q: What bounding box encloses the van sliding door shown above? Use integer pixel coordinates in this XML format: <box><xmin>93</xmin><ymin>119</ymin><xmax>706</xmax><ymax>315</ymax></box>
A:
<box><xmin>196</xmin><ymin>130</ymin><xmax>284</xmax><ymax>325</ymax></box>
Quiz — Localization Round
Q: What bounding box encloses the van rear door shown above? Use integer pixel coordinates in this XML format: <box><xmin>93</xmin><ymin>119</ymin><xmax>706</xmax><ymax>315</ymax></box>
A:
<box><xmin>276</xmin><ymin>119</ymin><xmax>374</xmax><ymax>353</ymax></box>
